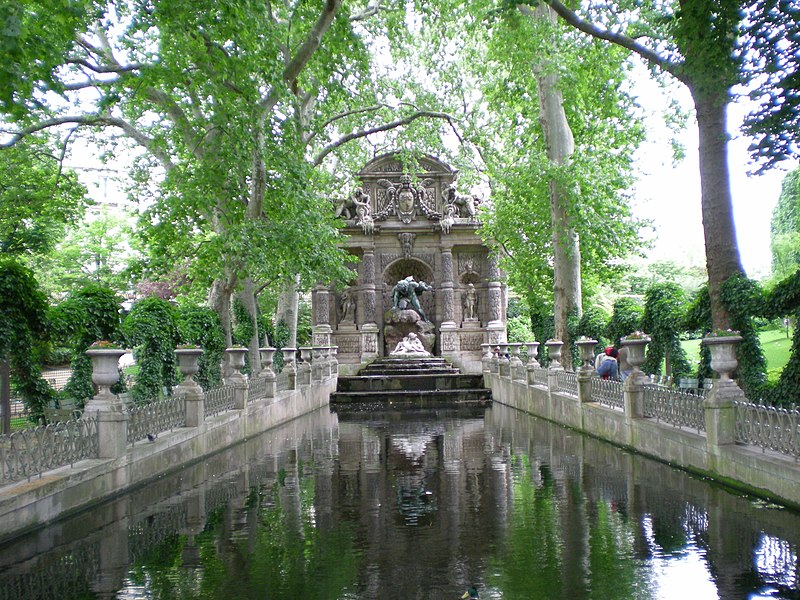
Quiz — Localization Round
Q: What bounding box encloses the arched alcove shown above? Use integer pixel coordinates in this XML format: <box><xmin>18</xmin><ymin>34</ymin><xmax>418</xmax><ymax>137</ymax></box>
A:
<box><xmin>383</xmin><ymin>258</ymin><xmax>435</xmax><ymax>322</ymax></box>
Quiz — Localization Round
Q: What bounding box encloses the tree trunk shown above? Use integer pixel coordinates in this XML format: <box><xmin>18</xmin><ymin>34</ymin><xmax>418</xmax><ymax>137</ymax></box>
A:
<box><xmin>275</xmin><ymin>276</ymin><xmax>300</xmax><ymax>348</ymax></box>
<box><xmin>533</xmin><ymin>3</ymin><xmax>583</xmax><ymax>353</ymax></box>
<box><xmin>691</xmin><ymin>86</ymin><xmax>744</xmax><ymax>330</ymax></box>
<box><xmin>208</xmin><ymin>275</ymin><xmax>236</xmax><ymax>347</ymax></box>
<box><xmin>235</xmin><ymin>278</ymin><xmax>262</xmax><ymax>374</ymax></box>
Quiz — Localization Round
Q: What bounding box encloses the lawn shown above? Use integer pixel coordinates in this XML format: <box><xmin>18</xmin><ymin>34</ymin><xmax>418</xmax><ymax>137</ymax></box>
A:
<box><xmin>681</xmin><ymin>328</ymin><xmax>793</xmax><ymax>382</ymax></box>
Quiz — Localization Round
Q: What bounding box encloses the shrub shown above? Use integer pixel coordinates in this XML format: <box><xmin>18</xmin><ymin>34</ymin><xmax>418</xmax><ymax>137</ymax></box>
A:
<box><xmin>123</xmin><ymin>297</ymin><xmax>179</xmax><ymax>402</ymax></box>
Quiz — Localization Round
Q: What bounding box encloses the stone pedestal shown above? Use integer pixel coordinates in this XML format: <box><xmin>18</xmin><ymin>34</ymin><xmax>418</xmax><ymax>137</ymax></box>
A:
<box><xmin>360</xmin><ymin>323</ymin><xmax>380</xmax><ymax>362</ymax></box>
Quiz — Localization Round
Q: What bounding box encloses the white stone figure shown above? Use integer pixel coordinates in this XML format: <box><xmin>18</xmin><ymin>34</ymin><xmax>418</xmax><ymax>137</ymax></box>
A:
<box><xmin>463</xmin><ymin>283</ymin><xmax>477</xmax><ymax>320</ymax></box>
<box><xmin>390</xmin><ymin>332</ymin><xmax>430</xmax><ymax>356</ymax></box>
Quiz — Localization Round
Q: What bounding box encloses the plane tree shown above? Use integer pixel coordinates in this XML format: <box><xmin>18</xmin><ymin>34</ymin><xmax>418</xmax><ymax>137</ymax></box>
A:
<box><xmin>540</xmin><ymin>0</ymin><xmax>798</xmax><ymax>331</ymax></box>
<box><xmin>0</xmin><ymin>0</ymin><xmax>459</xmax><ymax>358</ymax></box>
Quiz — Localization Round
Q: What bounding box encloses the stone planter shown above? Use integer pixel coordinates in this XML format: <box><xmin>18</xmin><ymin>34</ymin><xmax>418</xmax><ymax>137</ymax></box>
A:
<box><xmin>225</xmin><ymin>347</ymin><xmax>248</xmax><ymax>383</ymax></box>
<box><xmin>702</xmin><ymin>335</ymin><xmax>743</xmax><ymax>381</ymax></box>
<box><xmin>621</xmin><ymin>336</ymin><xmax>649</xmax><ymax>370</ymax></box>
<box><xmin>86</xmin><ymin>348</ymin><xmax>126</xmax><ymax>397</ymax></box>
<box><xmin>525</xmin><ymin>342</ymin><xmax>540</xmax><ymax>368</ymax></box>
<box><xmin>544</xmin><ymin>339</ymin><xmax>563</xmax><ymax>369</ymax></box>
<box><xmin>258</xmin><ymin>347</ymin><xmax>276</xmax><ymax>379</ymax></box>
<box><xmin>175</xmin><ymin>348</ymin><xmax>203</xmax><ymax>383</ymax></box>
<box><xmin>575</xmin><ymin>338</ymin><xmax>598</xmax><ymax>371</ymax></box>
<box><xmin>621</xmin><ymin>335</ymin><xmax>649</xmax><ymax>381</ymax></box>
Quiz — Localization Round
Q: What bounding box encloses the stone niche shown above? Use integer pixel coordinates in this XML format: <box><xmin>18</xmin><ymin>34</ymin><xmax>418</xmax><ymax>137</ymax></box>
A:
<box><xmin>312</xmin><ymin>153</ymin><xmax>507</xmax><ymax>374</ymax></box>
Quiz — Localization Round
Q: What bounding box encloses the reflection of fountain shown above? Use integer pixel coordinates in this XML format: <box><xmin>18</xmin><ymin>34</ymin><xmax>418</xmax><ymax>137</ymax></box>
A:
<box><xmin>396</xmin><ymin>473</ymin><xmax>436</xmax><ymax>526</ymax></box>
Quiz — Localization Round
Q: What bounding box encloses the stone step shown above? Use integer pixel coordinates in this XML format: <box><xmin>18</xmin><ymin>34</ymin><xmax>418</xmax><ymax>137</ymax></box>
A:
<box><xmin>337</xmin><ymin>373</ymin><xmax>485</xmax><ymax>393</ymax></box>
<box><xmin>359</xmin><ymin>366</ymin><xmax>460</xmax><ymax>375</ymax></box>
<box><xmin>330</xmin><ymin>388</ymin><xmax>492</xmax><ymax>405</ymax></box>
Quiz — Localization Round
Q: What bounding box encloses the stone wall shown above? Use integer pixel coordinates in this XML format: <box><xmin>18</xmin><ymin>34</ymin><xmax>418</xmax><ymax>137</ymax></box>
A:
<box><xmin>0</xmin><ymin>377</ymin><xmax>336</xmax><ymax>543</ymax></box>
<box><xmin>486</xmin><ymin>368</ymin><xmax>800</xmax><ymax>510</ymax></box>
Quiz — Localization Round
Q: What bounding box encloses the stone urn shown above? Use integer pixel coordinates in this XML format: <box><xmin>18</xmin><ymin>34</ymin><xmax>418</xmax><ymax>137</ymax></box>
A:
<box><xmin>525</xmin><ymin>342</ymin><xmax>540</xmax><ymax>367</ymax></box>
<box><xmin>575</xmin><ymin>337</ymin><xmax>598</xmax><ymax>371</ymax></box>
<box><xmin>702</xmin><ymin>334</ymin><xmax>743</xmax><ymax>381</ymax></box>
<box><xmin>258</xmin><ymin>347</ymin><xmax>276</xmax><ymax>378</ymax></box>
<box><xmin>544</xmin><ymin>339</ymin><xmax>563</xmax><ymax>369</ymax></box>
<box><xmin>86</xmin><ymin>347</ymin><xmax>126</xmax><ymax>394</ymax></box>
<box><xmin>175</xmin><ymin>348</ymin><xmax>203</xmax><ymax>383</ymax></box>
<box><xmin>225</xmin><ymin>347</ymin><xmax>248</xmax><ymax>382</ymax></box>
<box><xmin>621</xmin><ymin>334</ymin><xmax>651</xmax><ymax>373</ymax></box>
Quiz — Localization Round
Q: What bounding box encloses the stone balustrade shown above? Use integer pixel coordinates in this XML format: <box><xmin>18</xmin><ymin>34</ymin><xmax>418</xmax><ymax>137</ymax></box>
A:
<box><xmin>0</xmin><ymin>345</ymin><xmax>339</xmax><ymax>541</ymax></box>
<box><xmin>486</xmin><ymin>336</ymin><xmax>800</xmax><ymax>509</ymax></box>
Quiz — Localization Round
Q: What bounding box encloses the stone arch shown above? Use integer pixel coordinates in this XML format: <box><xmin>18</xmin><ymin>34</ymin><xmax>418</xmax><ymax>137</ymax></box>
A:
<box><xmin>383</xmin><ymin>258</ymin><xmax>435</xmax><ymax>322</ymax></box>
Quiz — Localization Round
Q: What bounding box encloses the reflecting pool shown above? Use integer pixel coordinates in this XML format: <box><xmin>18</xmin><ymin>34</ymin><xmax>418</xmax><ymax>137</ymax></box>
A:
<box><xmin>0</xmin><ymin>402</ymin><xmax>798</xmax><ymax>599</ymax></box>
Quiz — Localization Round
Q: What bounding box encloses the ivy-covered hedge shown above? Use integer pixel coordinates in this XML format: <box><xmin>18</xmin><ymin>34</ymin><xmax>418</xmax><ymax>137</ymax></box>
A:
<box><xmin>0</xmin><ymin>259</ymin><xmax>54</xmax><ymax>420</ymax></box>
<box><xmin>49</xmin><ymin>283</ymin><xmax>123</xmax><ymax>406</ymax></box>
<box><xmin>641</xmin><ymin>283</ymin><xmax>692</xmax><ymax>379</ymax></box>
<box><xmin>122</xmin><ymin>297</ymin><xmax>179</xmax><ymax>403</ymax></box>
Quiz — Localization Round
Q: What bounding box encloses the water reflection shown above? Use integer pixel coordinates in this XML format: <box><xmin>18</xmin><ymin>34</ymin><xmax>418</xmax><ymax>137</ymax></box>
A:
<box><xmin>0</xmin><ymin>403</ymin><xmax>798</xmax><ymax>599</ymax></box>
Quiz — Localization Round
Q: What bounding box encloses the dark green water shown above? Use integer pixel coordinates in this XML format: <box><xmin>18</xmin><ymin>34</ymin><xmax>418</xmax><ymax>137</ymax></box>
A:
<box><xmin>0</xmin><ymin>402</ymin><xmax>798</xmax><ymax>600</ymax></box>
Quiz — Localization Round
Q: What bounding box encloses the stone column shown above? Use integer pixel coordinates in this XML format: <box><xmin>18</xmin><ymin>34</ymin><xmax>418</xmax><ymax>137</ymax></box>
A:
<box><xmin>526</xmin><ymin>342</ymin><xmax>540</xmax><ymax>386</ymax></box>
<box><xmin>298</xmin><ymin>347</ymin><xmax>312</xmax><ymax>386</ymax></box>
<box><xmin>485</xmin><ymin>253</ymin><xmax>506</xmax><ymax>345</ymax></box>
<box><xmin>576</xmin><ymin>338</ymin><xmax>597</xmax><ymax>403</ymax></box>
<box><xmin>224</xmin><ymin>348</ymin><xmax>249</xmax><ymax>410</ymax></box>
<box><xmin>85</xmin><ymin>348</ymin><xmax>128</xmax><ymax>460</ymax></box>
<box><xmin>703</xmin><ymin>335</ymin><xmax>745</xmax><ymax>447</ymax></box>
<box><xmin>312</xmin><ymin>284</ymin><xmax>332</xmax><ymax>346</ymax></box>
<box><xmin>622</xmin><ymin>336</ymin><xmax>650</xmax><ymax>420</ymax></box>
<box><xmin>360</xmin><ymin>247</ymin><xmax>380</xmax><ymax>361</ymax></box>
<box><xmin>440</xmin><ymin>245</ymin><xmax>458</xmax><ymax>360</ymax></box>
<box><xmin>510</xmin><ymin>343</ymin><xmax>525</xmax><ymax>382</ymax></box>
<box><xmin>175</xmin><ymin>349</ymin><xmax>205</xmax><ymax>428</ymax></box>
<box><xmin>282</xmin><ymin>347</ymin><xmax>297</xmax><ymax>390</ymax></box>
<box><xmin>258</xmin><ymin>347</ymin><xmax>277</xmax><ymax>399</ymax></box>
<box><xmin>311</xmin><ymin>347</ymin><xmax>323</xmax><ymax>382</ymax></box>
<box><xmin>545</xmin><ymin>339</ymin><xmax>564</xmax><ymax>391</ymax></box>
<box><xmin>498</xmin><ymin>343</ymin><xmax>511</xmax><ymax>378</ymax></box>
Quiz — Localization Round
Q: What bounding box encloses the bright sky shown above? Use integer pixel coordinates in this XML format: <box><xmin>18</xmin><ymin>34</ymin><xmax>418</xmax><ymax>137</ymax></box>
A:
<box><xmin>630</xmin><ymin>75</ymin><xmax>798</xmax><ymax>280</ymax></box>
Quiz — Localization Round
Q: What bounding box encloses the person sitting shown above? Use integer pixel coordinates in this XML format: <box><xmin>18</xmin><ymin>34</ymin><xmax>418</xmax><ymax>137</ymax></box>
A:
<box><xmin>595</xmin><ymin>346</ymin><xmax>619</xmax><ymax>380</ymax></box>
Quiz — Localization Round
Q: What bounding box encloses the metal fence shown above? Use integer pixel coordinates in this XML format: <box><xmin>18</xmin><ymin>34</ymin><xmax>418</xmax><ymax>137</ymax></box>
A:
<box><xmin>642</xmin><ymin>385</ymin><xmax>706</xmax><ymax>433</ymax></box>
<box><xmin>204</xmin><ymin>384</ymin><xmax>236</xmax><ymax>418</ymax></box>
<box><xmin>127</xmin><ymin>395</ymin><xmax>186</xmax><ymax>445</ymax></box>
<box><xmin>591</xmin><ymin>378</ymin><xmax>624</xmax><ymax>411</ymax></box>
<box><xmin>553</xmin><ymin>370</ymin><xmax>578</xmax><ymax>396</ymax></box>
<box><xmin>0</xmin><ymin>416</ymin><xmax>98</xmax><ymax>484</ymax></box>
<box><xmin>532</xmin><ymin>367</ymin><xmax>549</xmax><ymax>386</ymax></box>
<box><xmin>248</xmin><ymin>376</ymin><xmax>268</xmax><ymax>401</ymax></box>
<box><xmin>735</xmin><ymin>401</ymin><xmax>799</xmax><ymax>460</ymax></box>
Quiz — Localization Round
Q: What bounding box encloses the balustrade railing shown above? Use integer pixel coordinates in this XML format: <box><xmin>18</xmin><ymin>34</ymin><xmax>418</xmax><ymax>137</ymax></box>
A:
<box><xmin>248</xmin><ymin>376</ymin><xmax>268</xmax><ymax>401</ymax></box>
<box><xmin>0</xmin><ymin>416</ymin><xmax>98</xmax><ymax>484</ymax></box>
<box><xmin>204</xmin><ymin>384</ymin><xmax>237</xmax><ymax>418</ymax></box>
<box><xmin>735</xmin><ymin>401</ymin><xmax>799</xmax><ymax>460</ymax></box>
<box><xmin>591</xmin><ymin>378</ymin><xmax>624</xmax><ymax>411</ymax></box>
<box><xmin>127</xmin><ymin>395</ymin><xmax>186</xmax><ymax>445</ymax></box>
<box><xmin>642</xmin><ymin>385</ymin><xmax>706</xmax><ymax>433</ymax></box>
<box><xmin>277</xmin><ymin>371</ymin><xmax>290</xmax><ymax>392</ymax></box>
<box><xmin>553</xmin><ymin>370</ymin><xmax>578</xmax><ymax>396</ymax></box>
<box><xmin>532</xmin><ymin>367</ymin><xmax>549</xmax><ymax>386</ymax></box>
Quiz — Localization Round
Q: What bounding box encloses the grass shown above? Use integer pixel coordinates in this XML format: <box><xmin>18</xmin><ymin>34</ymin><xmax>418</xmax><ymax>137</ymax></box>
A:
<box><xmin>681</xmin><ymin>327</ymin><xmax>793</xmax><ymax>383</ymax></box>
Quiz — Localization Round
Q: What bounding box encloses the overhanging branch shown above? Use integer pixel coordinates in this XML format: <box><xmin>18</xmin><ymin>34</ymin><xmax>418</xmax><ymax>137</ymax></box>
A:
<box><xmin>525</xmin><ymin>1</ymin><xmax>687</xmax><ymax>85</ymax></box>
<box><xmin>312</xmin><ymin>110</ymin><xmax>457</xmax><ymax>166</ymax></box>
<box><xmin>1</xmin><ymin>115</ymin><xmax>175</xmax><ymax>170</ymax></box>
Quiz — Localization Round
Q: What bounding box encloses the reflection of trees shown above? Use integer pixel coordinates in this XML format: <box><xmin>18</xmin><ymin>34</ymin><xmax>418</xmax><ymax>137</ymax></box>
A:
<box><xmin>489</xmin><ymin>457</ymin><xmax>564</xmax><ymax>598</ymax></box>
<box><xmin>126</xmin><ymin>474</ymin><xmax>360</xmax><ymax>599</ymax></box>
<box><xmin>488</xmin><ymin>454</ymin><xmax>653</xmax><ymax>600</ymax></box>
